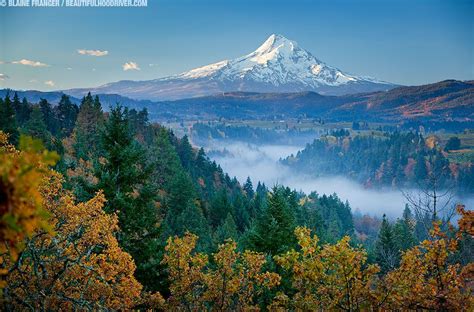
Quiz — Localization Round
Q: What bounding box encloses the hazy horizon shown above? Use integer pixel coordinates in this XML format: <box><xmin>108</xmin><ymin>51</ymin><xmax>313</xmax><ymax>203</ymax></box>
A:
<box><xmin>1</xmin><ymin>0</ymin><xmax>472</xmax><ymax>91</ymax></box>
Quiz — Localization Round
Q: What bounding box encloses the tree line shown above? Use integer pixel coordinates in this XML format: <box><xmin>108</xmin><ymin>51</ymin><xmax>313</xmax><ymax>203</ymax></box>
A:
<box><xmin>0</xmin><ymin>92</ymin><xmax>472</xmax><ymax>310</ymax></box>
<box><xmin>282</xmin><ymin>131</ymin><xmax>474</xmax><ymax>194</ymax></box>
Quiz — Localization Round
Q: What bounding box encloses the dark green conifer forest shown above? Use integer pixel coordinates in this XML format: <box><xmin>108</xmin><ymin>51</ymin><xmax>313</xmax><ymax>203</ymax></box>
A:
<box><xmin>0</xmin><ymin>92</ymin><xmax>472</xmax><ymax>310</ymax></box>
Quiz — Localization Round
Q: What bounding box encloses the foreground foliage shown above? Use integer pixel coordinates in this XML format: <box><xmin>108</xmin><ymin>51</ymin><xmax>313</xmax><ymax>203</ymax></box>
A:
<box><xmin>0</xmin><ymin>135</ymin><xmax>142</xmax><ymax>309</ymax></box>
<box><xmin>0</xmin><ymin>91</ymin><xmax>473</xmax><ymax>310</ymax></box>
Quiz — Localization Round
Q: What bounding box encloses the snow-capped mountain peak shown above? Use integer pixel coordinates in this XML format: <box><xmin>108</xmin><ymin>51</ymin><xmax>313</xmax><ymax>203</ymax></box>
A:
<box><xmin>174</xmin><ymin>34</ymin><xmax>381</xmax><ymax>88</ymax></box>
<box><xmin>66</xmin><ymin>34</ymin><xmax>395</xmax><ymax>101</ymax></box>
<box><xmin>253</xmin><ymin>33</ymin><xmax>297</xmax><ymax>57</ymax></box>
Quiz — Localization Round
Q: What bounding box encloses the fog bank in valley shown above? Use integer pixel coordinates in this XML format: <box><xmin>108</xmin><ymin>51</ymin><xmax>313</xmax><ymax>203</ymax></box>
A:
<box><xmin>206</xmin><ymin>141</ymin><xmax>472</xmax><ymax>219</ymax></box>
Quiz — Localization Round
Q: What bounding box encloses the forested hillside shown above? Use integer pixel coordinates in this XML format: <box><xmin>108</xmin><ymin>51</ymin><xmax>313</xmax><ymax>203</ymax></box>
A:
<box><xmin>0</xmin><ymin>92</ymin><xmax>472</xmax><ymax>310</ymax></box>
<box><xmin>283</xmin><ymin>131</ymin><xmax>474</xmax><ymax>194</ymax></box>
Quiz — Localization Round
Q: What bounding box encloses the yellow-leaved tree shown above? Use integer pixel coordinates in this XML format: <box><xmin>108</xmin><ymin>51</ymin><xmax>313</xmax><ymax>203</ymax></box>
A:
<box><xmin>0</xmin><ymin>133</ymin><xmax>58</xmax><ymax>288</ymax></box>
<box><xmin>1</xmin><ymin>134</ymin><xmax>143</xmax><ymax>310</ymax></box>
<box><xmin>160</xmin><ymin>232</ymin><xmax>281</xmax><ymax>311</ymax></box>
<box><xmin>273</xmin><ymin>227</ymin><xmax>379</xmax><ymax>311</ymax></box>
<box><xmin>382</xmin><ymin>205</ymin><xmax>473</xmax><ymax>311</ymax></box>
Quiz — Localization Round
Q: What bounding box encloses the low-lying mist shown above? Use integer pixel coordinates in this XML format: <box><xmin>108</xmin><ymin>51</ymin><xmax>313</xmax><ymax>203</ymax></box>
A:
<box><xmin>205</xmin><ymin>141</ymin><xmax>473</xmax><ymax>219</ymax></box>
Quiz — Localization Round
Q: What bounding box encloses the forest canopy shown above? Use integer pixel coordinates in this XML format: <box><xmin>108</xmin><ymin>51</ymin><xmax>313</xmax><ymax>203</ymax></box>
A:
<box><xmin>0</xmin><ymin>93</ymin><xmax>472</xmax><ymax>310</ymax></box>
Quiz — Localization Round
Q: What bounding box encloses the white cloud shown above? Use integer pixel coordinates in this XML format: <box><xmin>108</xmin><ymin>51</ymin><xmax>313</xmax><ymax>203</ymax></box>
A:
<box><xmin>149</xmin><ymin>63</ymin><xmax>159</xmax><ymax>67</ymax></box>
<box><xmin>77</xmin><ymin>49</ymin><xmax>108</xmax><ymax>57</ymax></box>
<box><xmin>122</xmin><ymin>61</ymin><xmax>140</xmax><ymax>71</ymax></box>
<box><xmin>92</xmin><ymin>68</ymin><xmax>96</xmax><ymax>72</ymax></box>
<box><xmin>12</xmin><ymin>59</ymin><xmax>49</xmax><ymax>67</ymax></box>
<box><xmin>29</xmin><ymin>79</ymin><xmax>38</xmax><ymax>83</ymax></box>
<box><xmin>44</xmin><ymin>80</ymin><xmax>55</xmax><ymax>87</ymax></box>
<box><xmin>67</xmin><ymin>67</ymin><xmax>73</xmax><ymax>70</ymax></box>
<box><xmin>0</xmin><ymin>73</ymin><xmax>10</xmax><ymax>80</ymax></box>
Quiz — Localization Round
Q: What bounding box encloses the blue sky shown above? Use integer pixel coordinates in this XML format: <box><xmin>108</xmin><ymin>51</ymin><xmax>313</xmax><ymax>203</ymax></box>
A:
<box><xmin>0</xmin><ymin>0</ymin><xmax>472</xmax><ymax>91</ymax></box>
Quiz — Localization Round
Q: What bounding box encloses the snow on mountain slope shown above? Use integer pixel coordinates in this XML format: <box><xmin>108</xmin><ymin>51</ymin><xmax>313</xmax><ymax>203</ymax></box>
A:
<box><xmin>174</xmin><ymin>34</ymin><xmax>366</xmax><ymax>86</ymax></box>
<box><xmin>65</xmin><ymin>34</ymin><xmax>396</xmax><ymax>101</ymax></box>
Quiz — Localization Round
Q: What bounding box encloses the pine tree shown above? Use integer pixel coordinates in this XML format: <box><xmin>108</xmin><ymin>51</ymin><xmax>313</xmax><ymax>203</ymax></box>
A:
<box><xmin>162</xmin><ymin>168</ymin><xmax>212</xmax><ymax>251</ymax></box>
<box><xmin>73</xmin><ymin>92</ymin><xmax>104</xmax><ymax>159</ymax></box>
<box><xmin>95</xmin><ymin>104</ymin><xmax>161</xmax><ymax>291</ymax></box>
<box><xmin>24</xmin><ymin>105</ymin><xmax>50</xmax><ymax>145</ymax></box>
<box><xmin>176</xmin><ymin>135</ymin><xmax>194</xmax><ymax>170</ymax></box>
<box><xmin>414</xmin><ymin>153</ymin><xmax>427</xmax><ymax>182</ymax></box>
<box><xmin>39</xmin><ymin>99</ymin><xmax>58</xmax><ymax>135</ymax></box>
<box><xmin>245</xmin><ymin>186</ymin><xmax>297</xmax><ymax>255</ymax></box>
<box><xmin>393</xmin><ymin>205</ymin><xmax>416</xmax><ymax>252</ymax></box>
<box><xmin>0</xmin><ymin>95</ymin><xmax>19</xmax><ymax>145</ymax></box>
<box><xmin>150</xmin><ymin>127</ymin><xmax>183</xmax><ymax>190</ymax></box>
<box><xmin>209</xmin><ymin>189</ymin><xmax>233</xmax><ymax>228</ymax></box>
<box><xmin>56</xmin><ymin>94</ymin><xmax>78</xmax><ymax>137</ymax></box>
<box><xmin>17</xmin><ymin>97</ymin><xmax>31</xmax><ymax>124</ymax></box>
<box><xmin>232</xmin><ymin>193</ymin><xmax>250</xmax><ymax>232</ymax></box>
<box><xmin>176</xmin><ymin>202</ymin><xmax>212</xmax><ymax>252</ymax></box>
<box><xmin>11</xmin><ymin>93</ymin><xmax>30</xmax><ymax>125</ymax></box>
<box><xmin>243</xmin><ymin>177</ymin><xmax>255</xmax><ymax>198</ymax></box>
<box><xmin>375</xmin><ymin>215</ymin><xmax>400</xmax><ymax>273</ymax></box>
<box><xmin>213</xmin><ymin>213</ymin><xmax>239</xmax><ymax>244</ymax></box>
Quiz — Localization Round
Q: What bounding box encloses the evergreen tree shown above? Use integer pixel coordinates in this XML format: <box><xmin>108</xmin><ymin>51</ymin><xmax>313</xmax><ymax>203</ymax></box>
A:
<box><xmin>150</xmin><ymin>127</ymin><xmax>183</xmax><ymax>190</ymax></box>
<box><xmin>176</xmin><ymin>202</ymin><xmax>212</xmax><ymax>252</ymax></box>
<box><xmin>245</xmin><ymin>186</ymin><xmax>297</xmax><ymax>255</ymax></box>
<box><xmin>414</xmin><ymin>153</ymin><xmax>427</xmax><ymax>181</ymax></box>
<box><xmin>17</xmin><ymin>97</ymin><xmax>31</xmax><ymax>124</ymax></box>
<box><xmin>209</xmin><ymin>189</ymin><xmax>233</xmax><ymax>228</ymax></box>
<box><xmin>176</xmin><ymin>135</ymin><xmax>194</xmax><ymax>171</ymax></box>
<box><xmin>56</xmin><ymin>94</ymin><xmax>78</xmax><ymax>137</ymax></box>
<box><xmin>39</xmin><ymin>99</ymin><xmax>58</xmax><ymax>135</ymax></box>
<box><xmin>375</xmin><ymin>215</ymin><xmax>400</xmax><ymax>274</ymax></box>
<box><xmin>73</xmin><ymin>92</ymin><xmax>104</xmax><ymax>159</ymax></box>
<box><xmin>213</xmin><ymin>213</ymin><xmax>239</xmax><ymax>245</ymax></box>
<box><xmin>11</xmin><ymin>92</ymin><xmax>21</xmax><ymax>115</ymax></box>
<box><xmin>95</xmin><ymin>104</ymin><xmax>161</xmax><ymax>291</ymax></box>
<box><xmin>162</xmin><ymin>169</ymin><xmax>212</xmax><ymax>251</ymax></box>
<box><xmin>24</xmin><ymin>106</ymin><xmax>50</xmax><ymax>145</ymax></box>
<box><xmin>0</xmin><ymin>95</ymin><xmax>19</xmax><ymax>144</ymax></box>
<box><xmin>232</xmin><ymin>193</ymin><xmax>250</xmax><ymax>232</ymax></box>
<box><xmin>11</xmin><ymin>93</ymin><xmax>31</xmax><ymax>125</ymax></box>
<box><xmin>393</xmin><ymin>205</ymin><xmax>416</xmax><ymax>252</ymax></box>
<box><xmin>243</xmin><ymin>177</ymin><xmax>255</xmax><ymax>198</ymax></box>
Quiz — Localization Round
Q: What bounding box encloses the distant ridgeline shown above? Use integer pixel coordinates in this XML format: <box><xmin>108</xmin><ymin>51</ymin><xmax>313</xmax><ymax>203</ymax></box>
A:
<box><xmin>0</xmin><ymin>92</ymin><xmax>359</xmax><ymax>290</ymax></box>
<box><xmin>190</xmin><ymin>122</ymin><xmax>319</xmax><ymax>146</ymax></box>
<box><xmin>1</xmin><ymin>91</ymin><xmax>473</xmax><ymax>310</ymax></box>
<box><xmin>282</xmin><ymin>131</ymin><xmax>474</xmax><ymax>194</ymax></box>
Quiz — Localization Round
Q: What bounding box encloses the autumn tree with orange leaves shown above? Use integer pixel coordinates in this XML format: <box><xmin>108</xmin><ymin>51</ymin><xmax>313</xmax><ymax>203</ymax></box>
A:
<box><xmin>2</xmin><ymin>173</ymin><xmax>142</xmax><ymax>310</ymax></box>
<box><xmin>273</xmin><ymin>227</ymin><xmax>380</xmax><ymax>311</ymax></box>
<box><xmin>381</xmin><ymin>205</ymin><xmax>473</xmax><ymax>311</ymax></box>
<box><xmin>0</xmin><ymin>132</ymin><xmax>142</xmax><ymax>309</ymax></box>
<box><xmin>159</xmin><ymin>233</ymin><xmax>281</xmax><ymax>311</ymax></box>
<box><xmin>0</xmin><ymin>133</ymin><xmax>58</xmax><ymax>288</ymax></box>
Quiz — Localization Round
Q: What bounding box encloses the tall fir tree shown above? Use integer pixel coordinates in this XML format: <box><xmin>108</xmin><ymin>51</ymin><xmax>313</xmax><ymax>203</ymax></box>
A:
<box><xmin>0</xmin><ymin>95</ymin><xmax>19</xmax><ymax>145</ymax></box>
<box><xmin>56</xmin><ymin>94</ymin><xmax>79</xmax><ymax>137</ymax></box>
<box><xmin>209</xmin><ymin>189</ymin><xmax>233</xmax><ymax>228</ymax></box>
<box><xmin>163</xmin><ymin>170</ymin><xmax>212</xmax><ymax>251</ymax></box>
<box><xmin>73</xmin><ymin>92</ymin><xmax>104</xmax><ymax>159</ymax></box>
<box><xmin>17</xmin><ymin>97</ymin><xmax>31</xmax><ymax>124</ymax></box>
<box><xmin>24</xmin><ymin>105</ymin><xmax>50</xmax><ymax>145</ymax></box>
<box><xmin>243</xmin><ymin>177</ymin><xmax>255</xmax><ymax>198</ymax></box>
<box><xmin>393</xmin><ymin>205</ymin><xmax>416</xmax><ymax>252</ymax></box>
<box><xmin>95</xmin><ymin>104</ymin><xmax>161</xmax><ymax>291</ymax></box>
<box><xmin>150</xmin><ymin>127</ymin><xmax>183</xmax><ymax>191</ymax></box>
<box><xmin>213</xmin><ymin>213</ymin><xmax>239</xmax><ymax>245</ymax></box>
<box><xmin>39</xmin><ymin>99</ymin><xmax>58</xmax><ymax>135</ymax></box>
<box><xmin>375</xmin><ymin>214</ymin><xmax>400</xmax><ymax>274</ymax></box>
<box><xmin>245</xmin><ymin>186</ymin><xmax>297</xmax><ymax>255</ymax></box>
